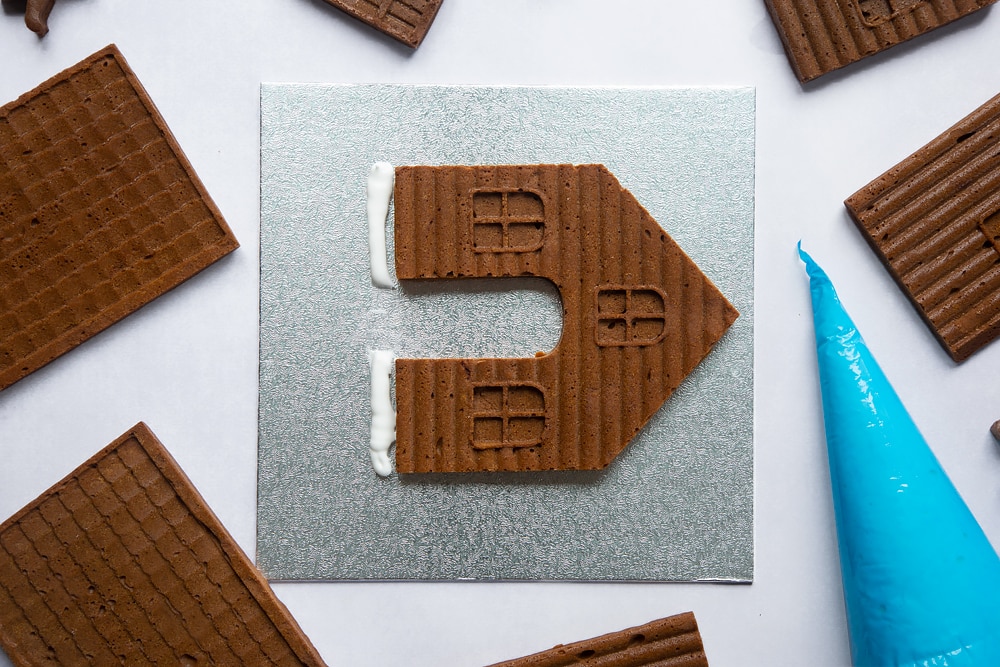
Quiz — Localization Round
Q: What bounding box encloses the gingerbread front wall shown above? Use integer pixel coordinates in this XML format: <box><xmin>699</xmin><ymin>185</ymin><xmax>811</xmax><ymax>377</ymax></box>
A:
<box><xmin>393</xmin><ymin>164</ymin><xmax>737</xmax><ymax>473</ymax></box>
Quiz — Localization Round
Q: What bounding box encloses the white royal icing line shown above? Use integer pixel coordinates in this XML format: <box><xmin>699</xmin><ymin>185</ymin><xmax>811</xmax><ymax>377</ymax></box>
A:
<box><xmin>367</xmin><ymin>162</ymin><xmax>395</xmax><ymax>289</ymax></box>
<box><xmin>368</xmin><ymin>349</ymin><xmax>396</xmax><ymax>477</ymax></box>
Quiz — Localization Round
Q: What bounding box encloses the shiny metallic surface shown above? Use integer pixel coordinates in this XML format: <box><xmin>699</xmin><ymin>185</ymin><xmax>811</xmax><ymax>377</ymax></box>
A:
<box><xmin>258</xmin><ymin>84</ymin><xmax>754</xmax><ymax>581</ymax></box>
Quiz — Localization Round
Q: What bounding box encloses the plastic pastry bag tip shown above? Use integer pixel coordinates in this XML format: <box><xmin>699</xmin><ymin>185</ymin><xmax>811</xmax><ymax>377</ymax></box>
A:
<box><xmin>799</xmin><ymin>243</ymin><xmax>1000</xmax><ymax>667</ymax></box>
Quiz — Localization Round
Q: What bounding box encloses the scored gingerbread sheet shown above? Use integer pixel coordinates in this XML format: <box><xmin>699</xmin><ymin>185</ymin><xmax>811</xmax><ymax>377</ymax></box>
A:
<box><xmin>258</xmin><ymin>84</ymin><xmax>754</xmax><ymax>581</ymax></box>
<box><xmin>0</xmin><ymin>45</ymin><xmax>238</xmax><ymax>393</ymax></box>
<box><xmin>0</xmin><ymin>423</ymin><xmax>325</xmax><ymax>666</ymax></box>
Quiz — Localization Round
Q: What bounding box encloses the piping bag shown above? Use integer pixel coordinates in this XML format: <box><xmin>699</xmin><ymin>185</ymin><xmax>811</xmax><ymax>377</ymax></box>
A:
<box><xmin>800</xmin><ymin>244</ymin><xmax>1000</xmax><ymax>666</ymax></box>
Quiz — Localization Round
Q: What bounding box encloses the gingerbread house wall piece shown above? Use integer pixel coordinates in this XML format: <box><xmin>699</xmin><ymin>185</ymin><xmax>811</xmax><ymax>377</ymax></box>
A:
<box><xmin>320</xmin><ymin>0</ymin><xmax>444</xmax><ymax>48</ymax></box>
<box><xmin>764</xmin><ymin>0</ymin><xmax>997</xmax><ymax>83</ymax></box>
<box><xmin>485</xmin><ymin>612</ymin><xmax>708</xmax><ymax>667</ymax></box>
<box><xmin>845</xmin><ymin>92</ymin><xmax>1000</xmax><ymax>361</ymax></box>
<box><xmin>393</xmin><ymin>164</ymin><xmax>738</xmax><ymax>473</ymax></box>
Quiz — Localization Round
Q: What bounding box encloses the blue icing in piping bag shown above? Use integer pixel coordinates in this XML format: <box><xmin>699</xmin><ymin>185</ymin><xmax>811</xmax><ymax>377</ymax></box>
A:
<box><xmin>799</xmin><ymin>244</ymin><xmax>1000</xmax><ymax>667</ymax></box>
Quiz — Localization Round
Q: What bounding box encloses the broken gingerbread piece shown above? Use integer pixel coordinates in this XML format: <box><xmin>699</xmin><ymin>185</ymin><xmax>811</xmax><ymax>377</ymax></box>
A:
<box><xmin>0</xmin><ymin>422</ymin><xmax>327</xmax><ymax>666</ymax></box>
<box><xmin>25</xmin><ymin>0</ymin><xmax>57</xmax><ymax>36</ymax></box>
<box><xmin>0</xmin><ymin>44</ymin><xmax>239</xmax><ymax>392</ymax></box>
<box><xmin>845</xmin><ymin>91</ymin><xmax>1000</xmax><ymax>362</ymax></box>
<box><xmin>393</xmin><ymin>164</ymin><xmax>738</xmax><ymax>473</ymax></box>
<box><xmin>485</xmin><ymin>612</ymin><xmax>709</xmax><ymax>667</ymax></box>
<box><xmin>320</xmin><ymin>0</ymin><xmax>444</xmax><ymax>48</ymax></box>
<box><xmin>764</xmin><ymin>0</ymin><xmax>997</xmax><ymax>83</ymax></box>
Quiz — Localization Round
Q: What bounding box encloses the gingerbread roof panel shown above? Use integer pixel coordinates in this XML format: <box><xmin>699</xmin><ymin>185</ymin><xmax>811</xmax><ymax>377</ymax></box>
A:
<box><xmin>0</xmin><ymin>45</ymin><xmax>238</xmax><ymax>392</ymax></box>
<box><xmin>0</xmin><ymin>423</ymin><xmax>326</xmax><ymax>667</ymax></box>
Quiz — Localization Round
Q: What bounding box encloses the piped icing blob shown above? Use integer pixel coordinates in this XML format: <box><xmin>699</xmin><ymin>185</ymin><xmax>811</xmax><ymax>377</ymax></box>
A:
<box><xmin>368</xmin><ymin>349</ymin><xmax>396</xmax><ymax>477</ymax></box>
<box><xmin>367</xmin><ymin>162</ymin><xmax>395</xmax><ymax>289</ymax></box>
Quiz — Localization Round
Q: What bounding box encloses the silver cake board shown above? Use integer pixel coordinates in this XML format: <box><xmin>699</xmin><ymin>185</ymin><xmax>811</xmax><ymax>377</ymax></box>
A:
<box><xmin>258</xmin><ymin>84</ymin><xmax>754</xmax><ymax>581</ymax></box>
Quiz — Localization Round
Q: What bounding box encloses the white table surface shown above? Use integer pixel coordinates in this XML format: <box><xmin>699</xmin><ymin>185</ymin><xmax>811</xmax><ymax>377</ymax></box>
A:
<box><xmin>2</xmin><ymin>2</ymin><xmax>999</xmax><ymax>665</ymax></box>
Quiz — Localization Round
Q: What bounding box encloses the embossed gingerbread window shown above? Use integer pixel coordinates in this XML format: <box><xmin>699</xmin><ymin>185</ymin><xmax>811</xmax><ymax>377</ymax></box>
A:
<box><xmin>471</xmin><ymin>383</ymin><xmax>546</xmax><ymax>449</ymax></box>
<box><xmin>854</xmin><ymin>0</ymin><xmax>925</xmax><ymax>26</ymax></box>
<box><xmin>595</xmin><ymin>286</ymin><xmax>667</xmax><ymax>347</ymax></box>
<box><xmin>471</xmin><ymin>190</ymin><xmax>545</xmax><ymax>253</ymax></box>
<box><xmin>980</xmin><ymin>208</ymin><xmax>1000</xmax><ymax>256</ymax></box>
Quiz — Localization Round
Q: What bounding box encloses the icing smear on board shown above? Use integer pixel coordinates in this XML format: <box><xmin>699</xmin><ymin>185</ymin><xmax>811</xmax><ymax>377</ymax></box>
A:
<box><xmin>368</xmin><ymin>349</ymin><xmax>396</xmax><ymax>477</ymax></box>
<box><xmin>800</xmin><ymin>244</ymin><xmax>1000</xmax><ymax>666</ymax></box>
<box><xmin>367</xmin><ymin>162</ymin><xmax>395</xmax><ymax>289</ymax></box>
<box><xmin>367</xmin><ymin>162</ymin><xmax>396</xmax><ymax>476</ymax></box>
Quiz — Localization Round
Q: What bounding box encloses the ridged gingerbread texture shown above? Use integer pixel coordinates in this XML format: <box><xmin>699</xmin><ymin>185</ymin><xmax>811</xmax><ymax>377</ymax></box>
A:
<box><xmin>0</xmin><ymin>423</ymin><xmax>327</xmax><ymax>667</ymax></box>
<box><xmin>845</xmin><ymin>91</ymin><xmax>1000</xmax><ymax>361</ymax></box>
<box><xmin>764</xmin><ymin>0</ymin><xmax>997</xmax><ymax>82</ymax></box>
<box><xmin>0</xmin><ymin>44</ymin><xmax>238</xmax><ymax>392</ymax></box>
<box><xmin>320</xmin><ymin>0</ymin><xmax>444</xmax><ymax>47</ymax></box>
<box><xmin>394</xmin><ymin>164</ymin><xmax>738</xmax><ymax>473</ymax></box>
<box><xmin>485</xmin><ymin>612</ymin><xmax>709</xmax><ymax>667</ymax></box>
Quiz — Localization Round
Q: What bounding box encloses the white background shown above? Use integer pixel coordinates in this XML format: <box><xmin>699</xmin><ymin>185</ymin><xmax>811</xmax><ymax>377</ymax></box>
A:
<box><xmin>1</xmin><ymin>2</ymin><xmax>999</xmax><ymax>665</ymax></box>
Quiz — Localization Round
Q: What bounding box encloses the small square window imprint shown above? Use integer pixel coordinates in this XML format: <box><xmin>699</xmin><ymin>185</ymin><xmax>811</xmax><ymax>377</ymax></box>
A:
<box><xmin>505</xmin><ymin>191</ymin><xmax>544</xmax><ymax>218</ymax></box>
<box><xmin>471</xmin><ymin>383</ymin><xmax>546</xmax><ymax>449</ymax></box>
<box><xmin>595</xmin><ymin>286</ymin><xmax>667</xmax><ymax>347</ymax></box>
<box><xmin>980</xmin><ymin>208</ymin><xmax>1000</xmax><ymax>256</ymax></box>
<box><xmin>472</xmin><ymin>417</ymin><xmax>503</xmax><ymax>446</ymax></box>
<box><xmin>853</xmin><ymin>0</ymin><xmax>925</xmax><ymax>26</ymax></box>
<box><xmin>471</xmin><ymin>189</ymin><xmax>545</xmax><ymax>253</ymax></box>
<box><xmin>473</xmin><ymin>385</ymin><xmax>504</xmax><ymax>411</ymax></box>
<box><xmin>596</xmin><ymin>289</ymin><xmax>627</xmax><ymax>315</ymax></box>
<box><xmin>473</xmin><ymin>223</ymin><xmax>504</xmax><ymax>251</ymax></box>
<box><xmin>472</xmin><ymin>191</ymin><xmax>503</xmax><ymax>218</ymax></box>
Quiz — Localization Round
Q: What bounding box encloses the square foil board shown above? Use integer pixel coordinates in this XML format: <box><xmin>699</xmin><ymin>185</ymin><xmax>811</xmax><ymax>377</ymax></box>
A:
<box><xmin>258</xmin><ymin>84</ymin><xmax>754</xmax><ymax>581</ymax></box>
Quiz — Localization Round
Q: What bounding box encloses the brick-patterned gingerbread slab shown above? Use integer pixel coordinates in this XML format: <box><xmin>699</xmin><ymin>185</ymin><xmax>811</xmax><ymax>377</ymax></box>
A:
<box><xmin>0</xmin><ymin>422</ymin><xmax>326</xmax><ymax>666</ymax></box>
<box><xmin>485</xmin><ymin>612</ymin><xmax>709</xmax><ymax>667</ymax></box>
<box><xmin>764</xmin><ymin>0</ymin><xmax>997</xmax><ymax>83</ymax></box>
<box><xmin>845</xmin><ymin>92</ymin><xmax>1000</xmax><ymax>361</ymax></box>
<box><xmin>394</xmin><ymin>165</ymin><xmax>738</xmax><ymax>473</ymax></box>
<box><xmin>321</xmin><ymin>0</ymin><xmax>444</xmax><ymax>47</ymax></box>
<box><xmin>0</xmin><ymin>44</ymin><xmax>238</xmax><ymax>392</ymax></box>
